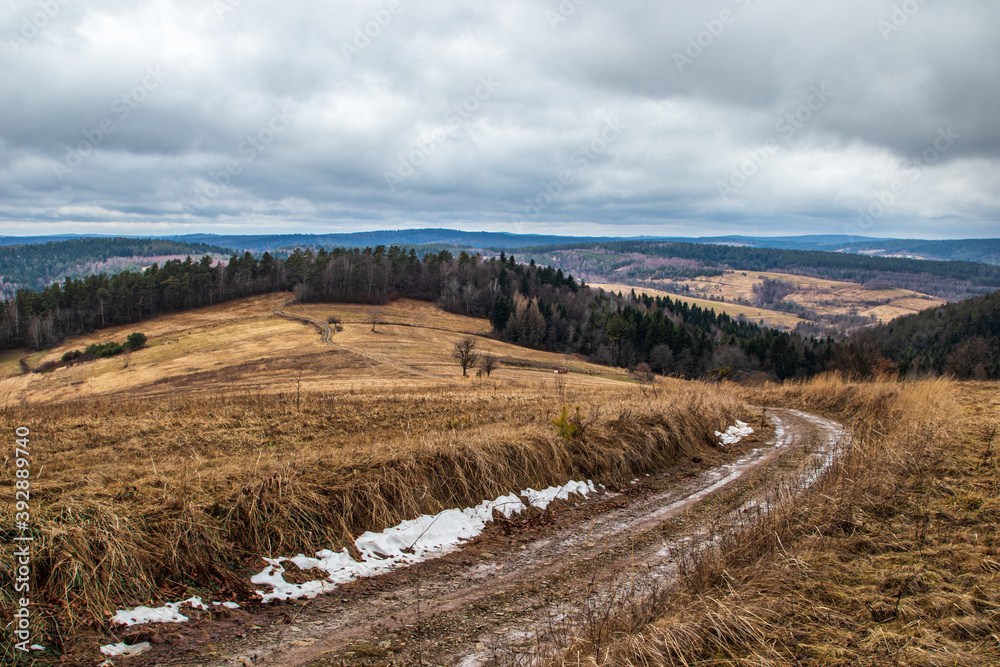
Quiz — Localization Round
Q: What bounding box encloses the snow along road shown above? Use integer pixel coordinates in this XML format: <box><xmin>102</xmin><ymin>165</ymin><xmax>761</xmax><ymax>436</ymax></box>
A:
<box><xmin>148</xmin><ymin>408</ymin><xmax>847</xmax><ymax>666</ymax></box>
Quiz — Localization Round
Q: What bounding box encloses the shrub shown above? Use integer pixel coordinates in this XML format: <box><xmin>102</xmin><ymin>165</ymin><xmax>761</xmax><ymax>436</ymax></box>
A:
<box><xmin>125</xmin><ymin>332</ymin><xmax>147</xmax><ymax>350</ymax></box>
<box><xmin>552</xmin><ymin>405</ymin><xmax>585</xmax><ymax>440</ymax></box>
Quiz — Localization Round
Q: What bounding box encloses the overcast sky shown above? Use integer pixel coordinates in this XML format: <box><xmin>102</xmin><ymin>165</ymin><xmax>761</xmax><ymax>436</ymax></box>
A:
<box><xmin>0</xmin><ymin>0</ymin><xmax>997</xmax><ymax>239</ymax></box>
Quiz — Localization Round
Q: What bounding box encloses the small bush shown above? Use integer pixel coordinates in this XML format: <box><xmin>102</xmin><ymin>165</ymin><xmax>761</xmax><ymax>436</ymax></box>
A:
<box><xmin>125</xmin><ymin>332</ymin><xmax>147</xmax><ymax>350</ymax></box>
<box><xmin>552</xmin><ymin>405</ymin><xmax>585</xmax><ymax>440</ymax></box>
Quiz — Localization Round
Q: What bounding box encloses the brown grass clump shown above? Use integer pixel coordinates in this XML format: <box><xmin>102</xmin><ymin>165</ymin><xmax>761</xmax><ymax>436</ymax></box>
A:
<box><xmin>550</xmin><ymin>376</ymin><xmax>1000</xmax><ymax>667</ymax></box>
<box><xmin>0</xmin><ymin>379</ymin><xmax>740</xmax><ymax>656</ymax></box>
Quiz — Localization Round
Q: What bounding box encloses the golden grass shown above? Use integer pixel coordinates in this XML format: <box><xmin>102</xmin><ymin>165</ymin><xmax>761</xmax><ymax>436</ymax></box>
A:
<box><xmin>0</xmin><ymin>296</ymin><xmax>632</xmax><ymax>406</ymax></box>
<box><xmin>656</xmin><ymin>269</ymin><xmax>944</xmax><ymax>323</ymax></box>
<box><xmin>590</xmin><ymin>281</ymin><xmax>804</xmax><ymax>329</ymax></box>
<box><xmin>0</xmin><ymin>348</ymin><xmax>25</xmax><ymax>379</ymax></box>
<box><xmin>0</xmin><ymin>357</ymin><xmax>740</xmax><ymax>658</ymax></box>
<box><xmin>551</xmin><ymin>376</ymin><xmax>1000</xmax><ymax>667</ymax></box>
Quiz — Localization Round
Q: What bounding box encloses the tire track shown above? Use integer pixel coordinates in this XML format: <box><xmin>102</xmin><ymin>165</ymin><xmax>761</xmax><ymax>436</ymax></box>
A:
<box><xmin>272</xmin><ymin>304</ymin><xmax>444</xmax><ymax>380</ymax></box>
<box><xmin>178</xmin><ymin>408</ymin><xmax>846</xmax><ymax>667</ymax></box>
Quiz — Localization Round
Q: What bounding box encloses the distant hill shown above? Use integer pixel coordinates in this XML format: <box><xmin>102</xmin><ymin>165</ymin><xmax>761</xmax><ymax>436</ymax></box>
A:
<box><xmin>841</xmin><ymin>290</ymin><xmax>1000</xmax><ymax>379</ymax></box>
<box><xmin>3</xmin><ymin>230</ymin><xmax>998</xmax><ymax>304</ymax></box>
<box><xmin>164</xmin><ymin>230</ymin><xmax>621</xmax><ymax>252</ymax></box>
<box><xmin>4</xmin><ymin>230</ymin><xmax>997</xmax><ymax>264</ymax></box>
<box><xmin>639</xmin><ymin>236</ymin><xmax>1000</xmax><ymax>265</ymax></box>
<box><xmin>0</xmin><ymin>237</ymin><xmax>232</xmax><ymax>300</ymax></box>
<box><xmin>509</xmin><ymin>241</ymin><xmax>1000</xmax><ymax>302</ymax></box>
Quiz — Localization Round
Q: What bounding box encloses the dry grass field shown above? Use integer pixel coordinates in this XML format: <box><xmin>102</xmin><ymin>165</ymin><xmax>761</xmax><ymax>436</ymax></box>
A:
<box><xmin>0</xmin><ymin>295</ymin><xmax>630</xmax><ymax>406</ymax></box>
<box><xmin>594</xmin><ymin>270</ymin><xmax>944</xmax><ymax>331</ymax></box>
<box><xmin>0</xmin><ymin>377</ymin><xmax>741</xmax><ymax>662</ymax></box>
<box><xmin>1</xmin><ymin>293</ymin><xmax>995</xmax><ymax>666</ymax></box>
<box><xmin>547</xmin><ymin>377</ymin><xmax>1000</xmax><ymax>666</ymax></box>
<box><xmin>591</xmin><ymin>282</ymin><xmax>804</xmax><ymax>329</ymax></box>
<box><xmin>659</xmin><ymin>269</ymin><xmax>944</xmax><ymax>323</ymax></box>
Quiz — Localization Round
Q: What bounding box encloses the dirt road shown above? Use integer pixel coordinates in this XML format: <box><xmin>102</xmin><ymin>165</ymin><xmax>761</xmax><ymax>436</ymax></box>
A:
<box><xmin>133</xmin><ymin>408</ymin><xmax>845</xmax><ymax>666</ymax></box>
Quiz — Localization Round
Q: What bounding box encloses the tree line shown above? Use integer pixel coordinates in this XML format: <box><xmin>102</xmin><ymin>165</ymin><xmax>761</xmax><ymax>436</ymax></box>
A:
<box><xmin>836</xmin><ymin>290</ymin><xmax>1000</xmax><ymax>380</ymax></box>
<box><xmin>1</xmin><ymin>246</ymin><xmax>844</xmax><ymax>380</ymax></box>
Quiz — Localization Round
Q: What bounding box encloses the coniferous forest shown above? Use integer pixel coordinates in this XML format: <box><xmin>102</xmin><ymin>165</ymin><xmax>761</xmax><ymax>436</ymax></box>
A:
<box><xmin>1</xmin><ymin>246</ymin><xmax>839</xmax><ymax>380</ymax></box>
<box><xmin>3</xmin><ymin>244</ymin><xmax>997</xmax><ymax>379</ymax></box>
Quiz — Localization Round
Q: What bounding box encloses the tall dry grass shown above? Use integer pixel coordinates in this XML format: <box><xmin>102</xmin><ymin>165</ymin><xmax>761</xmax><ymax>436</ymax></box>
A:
<box><xmin>545</xmin><ymin>375</ymin><xmax>1000</xmax><ymax>667</ymax></box>
<box><xmin>0</xmin><ymin>379</ymin><xmax>741</xmax><ymax>654</ymax></box>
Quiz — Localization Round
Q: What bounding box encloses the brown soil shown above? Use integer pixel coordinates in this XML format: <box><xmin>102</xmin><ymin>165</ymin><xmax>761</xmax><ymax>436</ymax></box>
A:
<box><xmin>101</xmin><ymin>408</ymin><xmax>843</xmax><ymax>667</ymax></box>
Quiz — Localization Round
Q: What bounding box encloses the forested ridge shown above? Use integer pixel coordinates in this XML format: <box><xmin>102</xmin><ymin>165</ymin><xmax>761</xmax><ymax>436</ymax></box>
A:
<box><xmin>842</xmin><ymin>290</ymin><xmax>1000</xmax><ymax>380</ymax></box>
<box><xmin>513</xmin><ymin>241</ymin><xmax>1000</xmax><ymax>300</ymax></box>
<box><xmin>0</xmin><ymin>246</ymin><xmax>833</xmax><ymax>380</ymax></box>
<box><xmin>0</xmin><ymin>237</ymin><xmax>231</xmax><ymax>299</ymax></box>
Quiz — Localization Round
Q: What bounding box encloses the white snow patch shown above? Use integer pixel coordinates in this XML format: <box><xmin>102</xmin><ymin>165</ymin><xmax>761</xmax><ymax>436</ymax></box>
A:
<box><xmin>110</xmin><ymin>596</ymin><xmax>236</xmax><ymax>627</ymax></box>
<box><xmin>100</xmin><ymin>642</ymin><xmax>151</xmax><ymax>657</ymax></box>
<box><xmin>521</xmin><ymin>480</ymin><xmax>596</xmax><ymax>510</ymax></box>
<box><xmin>253</xmin><ymin>481</ymin><xmax>598</xmax><ymax>603</ymax></box>
<box><xmin>716</xmin><ymin>420</ymin><xmax>754</xmax><ymax>446</ymax></box>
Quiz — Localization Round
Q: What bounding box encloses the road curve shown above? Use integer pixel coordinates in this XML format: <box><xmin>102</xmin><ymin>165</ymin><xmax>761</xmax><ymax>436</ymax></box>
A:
<box><xmin>169</xmin><ymin>408</ymin><xmax>846</xmax><ymax>667</ymax></box>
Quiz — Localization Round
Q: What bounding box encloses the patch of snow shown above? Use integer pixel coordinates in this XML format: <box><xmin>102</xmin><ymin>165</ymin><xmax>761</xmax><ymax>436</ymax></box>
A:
<box><xmin>716</xmin><ymin>420</ymin><xmax>754</xmax><ymax>446</ymax></box>
<box><xmin>111</xmin><ymin>596</ymin><xmax>235</xmax><ymax>627</ymax></box>
<box><xmin>253</xmin><ymin>481</ymin><xmax>598</xmax><ymax>603</ymax></box>
<box><xmin>100</xmin><ymin>642</ymin><xmax>151</xmax><ymax>657</ymax></box>
<box><xmin>521</xmin><ymin>480</ymin><xmax>596</xmax><ymax>510</ymax></box>
<box><xmin>112</xmin><ymin>597</ymin><xmax>203</xmax><ymax>626</ymax></box>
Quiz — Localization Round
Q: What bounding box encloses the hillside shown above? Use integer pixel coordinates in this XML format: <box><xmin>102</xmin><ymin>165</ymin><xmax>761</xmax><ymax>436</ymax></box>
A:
<box><xmin>512</xmin><ymin>241</ymin><xmax>1000</xmax><ymax>301</ymax></box>
<box><xmin>0</xmin><ymin>295</ymin><xmax>629</xmax><ymax>405</ymax></box>
<box><xmin>0</xmin><ymin>246</ymin><xmax>836</xmax><ymax>381</ymax></box>
<box><xmin>0</xmin><ymin>237</ymin><xmax>232</xmax><ymax>300</ymax></box>
<box><xmin>603</xmin><ymin>270</ymin><xmax>945</xmax><ymax>333</ymax></box>
<box><xmin>858</xmin><ymin>289</ymin><xmax>1000</xmax><ymax>379</ymax></box>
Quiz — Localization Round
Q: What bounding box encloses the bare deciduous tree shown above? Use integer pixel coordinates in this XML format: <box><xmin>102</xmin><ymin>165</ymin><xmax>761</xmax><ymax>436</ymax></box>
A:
<box><xmin>452</xmin><ymin>337</ymin><xmax>480</xmax><ymax>376</ymax></box>
<box><xmin>479</xmin><ymin>352</ymin><xmax>498</xmax><ymax>378</ymax></box>
<box><xmin>369</xmin><ymin>306</ymin><xmax>383</xmax><ymax>332</ymax></box>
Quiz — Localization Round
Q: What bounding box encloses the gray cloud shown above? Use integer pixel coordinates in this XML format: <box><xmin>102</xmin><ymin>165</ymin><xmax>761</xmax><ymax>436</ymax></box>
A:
<box><xmin>0</xmin><ymin>0</ymin><xmax>997</xmax><ymax>238</ymax></box>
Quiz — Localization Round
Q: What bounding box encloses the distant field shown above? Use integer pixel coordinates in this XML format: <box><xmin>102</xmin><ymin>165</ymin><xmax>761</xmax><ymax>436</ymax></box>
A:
<box><xmin>665</xmin><ymin>270</ymin><xmax>944</xmax><ymax>322</ymax></box>
<box><xmin>0</xmin><ymin>295</ymin><xmax>630</xmax><ymax>405</ymax></box>
<box><xmin>591</xmin><ymin>282</ymin><xmax>804</xmax><ymax>329</ymax></box>
<box><xmin>594</xmin><ymin>269</ymin><xmax>944</xmax><ymax>331</ymax></box>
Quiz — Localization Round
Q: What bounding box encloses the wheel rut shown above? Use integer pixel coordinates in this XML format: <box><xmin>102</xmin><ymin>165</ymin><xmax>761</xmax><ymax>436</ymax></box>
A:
<box><xmin>162</xmin><ymin>408</ymin><xmax>845</xmax><ymax>667</ymax></box>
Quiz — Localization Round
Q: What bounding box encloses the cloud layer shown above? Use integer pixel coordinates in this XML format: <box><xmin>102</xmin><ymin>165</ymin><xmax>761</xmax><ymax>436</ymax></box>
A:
<box><xmin>1</xmin><ymin>0</ymin><xmax>997</xmax><ymax>237</ymax></box>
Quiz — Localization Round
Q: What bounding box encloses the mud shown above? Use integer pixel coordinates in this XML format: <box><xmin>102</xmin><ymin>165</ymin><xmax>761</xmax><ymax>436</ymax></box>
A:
<box><xmin>108</xmin><ymin>408</ymin><xmax>845</xmax><ymax>667</ymax></box>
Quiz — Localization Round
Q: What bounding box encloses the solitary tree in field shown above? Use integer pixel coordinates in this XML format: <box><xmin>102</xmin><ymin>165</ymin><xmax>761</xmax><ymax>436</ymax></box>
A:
<box><xmin>453</xmin><ymin>337</ymin><xmax>480</xmax><ymax>376</ymax></box>
<box><xmin>369</xmin><ymin>306</ymin><xmax>382</xmax><ymax>332</ymax></box>
<box><xmin>479</xmin><ymin>352</ymin><xmax>498</xmax><ymax>378</ymax></box>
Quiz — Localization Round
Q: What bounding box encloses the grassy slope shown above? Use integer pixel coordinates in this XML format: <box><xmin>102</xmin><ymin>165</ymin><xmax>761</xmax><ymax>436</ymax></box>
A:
<box><xmin>0</xmin><ymin>295</ymin><xmax>630</xmax><ymax>405</ymax></box>
<box><xmin>1</xmin><ymin>295</ymin><xmax>742</xmax><ymax>659</ymax></box>
<box><xmin>668</xmin><ymin>269</ymin><xmax>945</xmax><ymax>322</ymax></box>
<box><xmin>566</xmin><ymin>377</ymin><xmax>999</xmax><ymax>667</ymax></box>
<box><xmin>590</xmin><ymin>281</ymin><xmax>804</xmax><ymax>329</ymax></box>
<box><xmin>594</xmin><ymin>270</ymin><xmax>944</xmax><ymax>331</ymax></box>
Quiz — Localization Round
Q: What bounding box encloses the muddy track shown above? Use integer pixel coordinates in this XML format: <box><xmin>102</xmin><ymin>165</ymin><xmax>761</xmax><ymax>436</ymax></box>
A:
<box><xmin>147</xmin><ymin>408</ymin><xmax>844</xmax><ymax>667</ymax></box>
<box><xmin>272</xmin><ymin>306</ymin><xmax>443</xmax><ymax>380</ymax></box>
